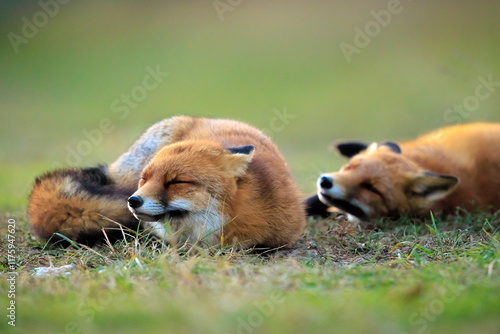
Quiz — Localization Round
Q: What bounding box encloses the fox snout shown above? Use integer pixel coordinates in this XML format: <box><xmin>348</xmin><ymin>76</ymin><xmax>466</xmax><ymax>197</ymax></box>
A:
<box><xmin>128</xmin><ymin>195</ymin><xmax>144</xmax><ymax>209</ymax></box>
<box><xmin>316</xmin><ymin>173</ymin><xmax>370</xmax><ymax>221</ymax></box>
<box><xmin>127</xmin><ymin>194</ymin><xmax>167</xmax><ymax>221</ymax></box>
<box><xmin>127</xmin><ymin>193</ymin><xmax>193</xmax><ymax>222</ymax></box>
<box><xmin>317</xmin><ymin>174</ymin><xmax>344</xmax><ymax>199</ymax></box>
<box><xmin>319</xmin><ymin>175</ymin><xmax>333</xmax><ymax>190</ymax></box>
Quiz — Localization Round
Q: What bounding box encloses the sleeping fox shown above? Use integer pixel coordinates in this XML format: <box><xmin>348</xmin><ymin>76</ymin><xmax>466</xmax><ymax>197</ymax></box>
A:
<box><xmin>307</xmin><ymin>123</ymin><xmax>500</xmax><ymax>220</ymax></box>
<box><xmin>28</xmin><ymin>116</ymin><xmax>305</xmax><ymax>248</ymax></box>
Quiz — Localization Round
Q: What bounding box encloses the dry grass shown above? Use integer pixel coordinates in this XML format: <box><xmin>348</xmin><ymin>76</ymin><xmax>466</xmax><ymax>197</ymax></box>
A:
<box><xmin>1</xmin><ymin>210</ymin><xmax>499</xmax><ymax>333</ymax></box>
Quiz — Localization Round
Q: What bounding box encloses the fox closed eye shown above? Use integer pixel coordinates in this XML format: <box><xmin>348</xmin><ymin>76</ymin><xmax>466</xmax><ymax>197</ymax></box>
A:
<box><xmin>361</xmin><ymin>182</ymin><xmax>383</xmax><ymax>197</ymax></box>
<box><xmin>164</xmin><ymin>180</ymin><xmax>193</xmax><ymax>187</ymax></box>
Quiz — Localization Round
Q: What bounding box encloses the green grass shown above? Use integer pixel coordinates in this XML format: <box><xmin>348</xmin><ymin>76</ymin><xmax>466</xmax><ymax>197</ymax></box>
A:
<box><xmin>1</xmin><ymin>1</ymin><xmax>500</xmax><ymax>333</ymax></box>
<box><xmin>1</xmin><ymin>213</ymin><xmax>499</xmax><ymax>334</ymax></box>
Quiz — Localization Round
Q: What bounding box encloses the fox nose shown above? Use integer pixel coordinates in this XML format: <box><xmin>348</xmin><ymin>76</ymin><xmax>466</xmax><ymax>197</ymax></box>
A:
<box><xmin>319</xmin><ymin>175</ymin><xmax>334</xmax><ymax>189</ymax></box>
<box><xmin>128</xmin><ymin>196</ymin><xmax>144</xmax><ymax>209</ymax></box>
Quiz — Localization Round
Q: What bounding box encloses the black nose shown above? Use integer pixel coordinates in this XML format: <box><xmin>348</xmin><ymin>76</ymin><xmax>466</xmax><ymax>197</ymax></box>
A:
<box><xmin>128</xmin><ymin>196</ymin><xmax>144</xmax><ymax>209</ymax></box>
<box><xmin>320</xmin><ymin>175</ymin><xmax>333</xmax><ymax>189</ymax></box>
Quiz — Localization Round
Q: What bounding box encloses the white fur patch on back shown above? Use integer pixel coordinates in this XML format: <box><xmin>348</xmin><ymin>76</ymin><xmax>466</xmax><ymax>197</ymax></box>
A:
<box><xmin>108</xmin><ymin>117</ymin><xmax>183</xmax><ymax>186</ymax></box>
<box><xmin>61</xmin><ymin>177</ymin><xmax>91</xmax><ymax>198</ymax></box>
<box><xmin>61</xmin><ymin>177</ymin><xmax>79</xmax><ymax>197</ymax></box>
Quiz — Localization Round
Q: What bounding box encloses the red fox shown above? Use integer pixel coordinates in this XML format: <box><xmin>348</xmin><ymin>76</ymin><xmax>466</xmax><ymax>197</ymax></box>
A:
<box><xmin>307</xmin><ymin>123</ymin><xmax>500</xmax><ymax>220</ymax></box>
<box><xmin>28</xmin><ymin>116</ymin><xmax>305</xmax><ymax>248</ymax></box>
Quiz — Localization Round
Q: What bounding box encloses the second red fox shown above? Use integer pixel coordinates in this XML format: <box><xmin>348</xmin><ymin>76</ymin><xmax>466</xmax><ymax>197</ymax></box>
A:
<box><xmin>308</xmin><ymin>123</ymin><xmax>500</xmax><ymax>220</ymax></box>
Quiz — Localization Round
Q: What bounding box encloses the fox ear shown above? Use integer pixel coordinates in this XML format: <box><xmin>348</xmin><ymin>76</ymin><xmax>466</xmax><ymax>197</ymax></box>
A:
<box><xmin>334</xmin><ymin>141</ymin><xmax>369</xmax><ymax>158</ymax></box>
<box><xmin>227</xmin><ymin>145</ymin><xmax>255</xmax><ymax>156</ymax></box>
<box><xmin>224</xmin><ymin>145</ymin><xmax>255</xmax><ymax>177</ymax></box>
<box><xmin>378</xmin><ymin>141</ymin><xmax>402</xmax><ymax>154</ymax></box>
<box><xmin>409</xmin><ymin>171</ymin><xmax>459</xmax><ymax>201</ymax></box>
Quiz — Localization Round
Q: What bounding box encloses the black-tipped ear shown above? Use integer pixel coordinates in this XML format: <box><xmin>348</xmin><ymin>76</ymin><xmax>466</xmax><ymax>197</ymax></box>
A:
<box><xmin>410</xmin><ymin>171</ymin><xmax>459</xmax><ymax>201</ymax></box>
<box><xmin>227</xmin><ymin>145</ymin><xmax>255</xmax><ymax>155</ymax></box>
<box><xmin>224</xmin><ymin>145</ymin><xmax>255</xmax><ymax>177</ymax></box>
<box><xmin>378</xmin><ymin>142</ymin><xmax>402</xmax><ymax>154</ymax></box>
<box><xmin>334</xmin><ymin>141</ymin><xmax>369</xmax><ymax>158</ymax></box>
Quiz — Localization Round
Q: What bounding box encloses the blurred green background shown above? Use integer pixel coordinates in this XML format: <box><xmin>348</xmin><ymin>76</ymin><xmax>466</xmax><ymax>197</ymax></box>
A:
<box><xmin>1</xmin><ymin>0</ymin><xmax>499</xmax><ymax>212</ymax></box>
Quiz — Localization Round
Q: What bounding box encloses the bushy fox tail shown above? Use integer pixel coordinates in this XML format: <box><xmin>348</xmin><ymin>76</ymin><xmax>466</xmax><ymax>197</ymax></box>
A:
<box><xmin>27</xmin><ymin>166</ymin><xmax>139</xmax><ymax>245</ymax></box>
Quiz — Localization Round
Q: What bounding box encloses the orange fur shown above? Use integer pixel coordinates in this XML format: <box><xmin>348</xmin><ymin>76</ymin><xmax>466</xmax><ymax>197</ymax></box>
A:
<box><xmin>28</xmin><ymin>167</ymin><xmax>138</xmax><ymax>244</ymax></box>
<box><xmin>317</xmin><ymin>123</ymin><xmax>500</xmax><ymax>219</ymax></box>
<box><xmin>28</xmin><ymin>116</ymin><xmax>305</xmax><ymax>247</ymax></box>
<box><xmin>128</xmin><ymin>118</ymin><xmax>305</xmax><ymax>248</ymax></box>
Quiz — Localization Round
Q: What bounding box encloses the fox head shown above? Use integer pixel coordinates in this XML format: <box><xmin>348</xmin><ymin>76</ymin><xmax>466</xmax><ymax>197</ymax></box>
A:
<box><xmin>127</xmin><ymin>140</ymin><xmax>254</xmax><ymax>241</ymax></box>
<box><xmin>317</xmin><ymin>142</ymin><xmax>459</xmax><ymax>220</ymax></box>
